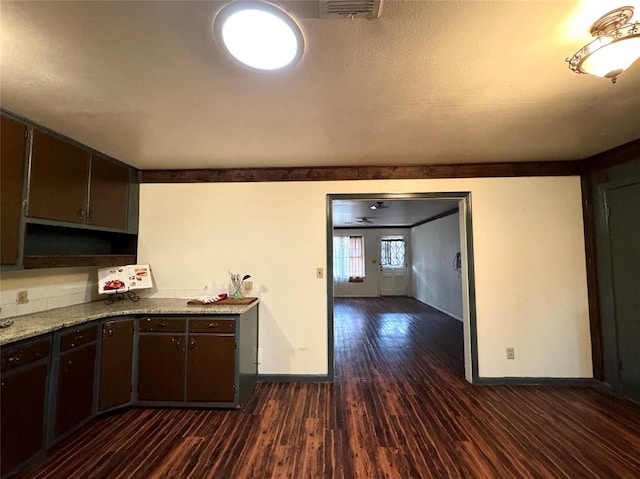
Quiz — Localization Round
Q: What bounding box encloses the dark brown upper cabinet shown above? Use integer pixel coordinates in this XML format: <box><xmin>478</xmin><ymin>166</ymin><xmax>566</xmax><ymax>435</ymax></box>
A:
<box><xmin>1</xmin><ymin>115</ymin><xmax>28</xmax><ymax>265</ymax></box>
<box><xmin>87</xmin><ymin>155</ymin><xmax>130</xmax><ymax>230</ymax></box>
<box><xmin>27</xmin><ymin>129</ymin><xmax>130</xmax><ymax>231</ymax></box>
<box><xmin>27</xmin><ymin>129</ymin><xmax>90</xmax><ymax>224</ymax></box>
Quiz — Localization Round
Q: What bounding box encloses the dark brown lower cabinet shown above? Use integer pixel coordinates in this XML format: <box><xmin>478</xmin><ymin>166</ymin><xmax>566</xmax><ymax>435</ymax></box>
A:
<box><xmin>0</xmin><ymin>337</ymin><xmax>51</xmax><ymax>477</ymax></box>
<box><xmin>99</xmin><ymin>320</ymin><xmax>134</xmax><ymax>411</ymax></box>
<box><xmin>137</xmin><ymin>334</ymin><xmax>186</xmax><ymax>401</ymax></box>
<box><xmin>0</xmin><ymin>309</ymin><xmax>258</xmax><ymax>476</ymax></box>
<box><xmin>187</xmin><ymin>335</ymin><xmax>235</xmax><ymax>402</ymax></box>
<box><xmin>136</xmin><ymin>314</ymin><xmax>259</xmax><ymax>406</ymax></box>
<box><xmin>54</xmin><ymin>327</ymin><xmax>97</xmax><ymax>440</ymax></box>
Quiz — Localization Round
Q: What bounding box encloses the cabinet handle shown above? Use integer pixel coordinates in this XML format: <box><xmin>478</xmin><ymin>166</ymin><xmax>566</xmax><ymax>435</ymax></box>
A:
<box><xmin>208</xmin><ymin>322</ymin><xmax>218</xmax><ymax>328</ymax></box>
<box><xmin>158</xmin><ymin>321</ymin><xmax>168</xmax><ymax>328</ymax></box>
<box><xmin>77</xmin><ymin>209</ymin><xmax>85</xmax><ymax>217</ymax></box>
<box><xmin>189</xmin><ymin>339</ymin><xmax>196</xmax><ymax>350</ymax></box>
<box><xmin>104</xmin><ymin>328</ymin><xmax>113</xmax><ymax>338</ymax></box>
<box><xmin>7</xmin><ymin>355</ymin><xmax>20</xmax><ymax>364</ymax></box>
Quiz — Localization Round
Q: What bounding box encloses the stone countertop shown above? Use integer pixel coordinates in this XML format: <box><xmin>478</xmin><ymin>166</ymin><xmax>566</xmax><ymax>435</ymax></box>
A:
<box><xmin>0</xmin><ymin>298</ymin><xmax>259</xmax><ymax>346</ymax></box>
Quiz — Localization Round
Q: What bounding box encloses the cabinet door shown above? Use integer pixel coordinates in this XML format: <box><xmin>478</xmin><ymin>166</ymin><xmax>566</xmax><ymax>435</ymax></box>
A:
<box><xmin>0</xmin><ymin>115</ymin><xmax>27</xmax><ymax>265</ymax></box>
<box><xmin>187</xmin><ymin>335</ymin><xmax>235</xmax><ymax>402</ymax></box>
<box><xmin>55</xmin><ymin>343</ymin><xmax>96</xmax><ymax>439</ymax></box>
<box><xmin>87</xmin><ymin>155</ymin><xmax>130</xmax><ymax>230</ymax></box>
<box><xmin>99</xmin><ymin>320</ymin><xmax>133</xmax><ymax>411</ymax></box>
<box><xmin>28</xmin><ymin>129</ymin><xmax>89</xmax><ymax>224</ymax></box>
<box><xmin>137</xmin><ymin>335</ymin><xmax>185</xmax><ymax>402</ymax></box>
<box><xmin>0</xmin><ymin>364</ymin><xmax>48</xmax><ymax>476</ymax></box>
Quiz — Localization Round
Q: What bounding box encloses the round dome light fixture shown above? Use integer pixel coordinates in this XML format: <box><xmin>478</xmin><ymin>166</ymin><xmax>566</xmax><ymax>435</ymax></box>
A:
<box><xmin>567</xmin><ymin>6</ymin><xmax>640</xmax><ymax>83</ymax></box>
<box><xmin>213</xmin><ymin>0</ymin><xmax>305</xmax><ymax>71</ymax></box>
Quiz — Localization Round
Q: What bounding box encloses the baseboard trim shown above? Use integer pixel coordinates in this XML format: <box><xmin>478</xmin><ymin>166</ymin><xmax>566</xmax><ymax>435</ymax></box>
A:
<box><xmin>258</xmin><ymin>374</ymin><xmax>332</xmax><ymax>383</ymax></box>
<box><xmin>473</xmin><ymin>377</ymin><xmax>599</xmax><ymax>386</ymax></box>
<box><xmin>413</xmin><ymin>297</ymin><xmax>463</xmax><ymax>322</ymax></box>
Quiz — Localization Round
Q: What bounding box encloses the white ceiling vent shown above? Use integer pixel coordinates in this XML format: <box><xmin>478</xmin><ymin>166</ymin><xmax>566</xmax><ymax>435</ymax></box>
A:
<box><xmin>319</xmin><ymin>0</ymin><xmax>383</xmax><ymax>19</ymax></box>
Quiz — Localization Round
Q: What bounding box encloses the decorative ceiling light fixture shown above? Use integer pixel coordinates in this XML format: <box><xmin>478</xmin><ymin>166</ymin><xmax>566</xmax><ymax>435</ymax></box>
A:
<box><xmin>567</xmin><ymin>6</ymin><xmax>640</xmax><ymax>83</ymax></box>
<box><xmin>213</xmin><ymin>0</ymin><xmax>305</xmax><ymax>71</ymax></box>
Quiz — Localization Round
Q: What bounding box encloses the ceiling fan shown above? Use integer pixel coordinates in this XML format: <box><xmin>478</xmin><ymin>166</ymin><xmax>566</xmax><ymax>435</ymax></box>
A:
<box><xmin>356</xmin><ymin>217</ymin><xmax>374</xmax><ymax>224</ymax></box>
<box><xmin>370</xmin><ymin>201</ymin><xmax>389</xmax><ymax>210</ymax></box>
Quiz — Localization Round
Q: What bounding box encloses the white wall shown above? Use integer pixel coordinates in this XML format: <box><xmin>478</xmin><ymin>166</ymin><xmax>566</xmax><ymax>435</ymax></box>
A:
<box><xmin>411</xmin><ymin>212</ymin><xmax>463</xmax><ymax>320</ymax></box>
<box><xmin>0</xmin><ymin>267</ymin><xmax>100</xmax><ymax>319</ymax></box>
<box><xmin>138</xmin><ymin>176</ymin><xmax>592</xmax><ymax>379</ymax></box>
<box><xmin>333</xmin><ymin>227</ymin><xmax>410</xmax><ymax>298</ymax></box>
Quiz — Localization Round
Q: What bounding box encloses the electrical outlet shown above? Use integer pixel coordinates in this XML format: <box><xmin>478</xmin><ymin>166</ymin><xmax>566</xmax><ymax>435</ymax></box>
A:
<box><xmin>316</xmin><ymin>267</ymin><xmax>324</xmax><ymax>279</ymax></box>
<box><xmin>506</xmin><ymin>347</ymin><xmax>515</xmax><ymax>360</ymax></box>
<box><xmin>17</xmin><ymin>290</ymin><xmax>29</xmax><ymax>305</ymax></box>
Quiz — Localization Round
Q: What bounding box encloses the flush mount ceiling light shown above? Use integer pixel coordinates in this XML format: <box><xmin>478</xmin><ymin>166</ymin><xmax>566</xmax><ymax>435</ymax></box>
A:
<box><xmin>213</xmin><ymin>0</ymin><xmax>305</xmax><ymax>71</ymax></box>
<box><xmin>370</xmin><ymin>201</ymin><xmax>389</xmax><ymax>210</ymax></box>
<box><xmin>567</xmin><ymin>6</ymin><xmax>640</xmax><ymax>83</ymax></box>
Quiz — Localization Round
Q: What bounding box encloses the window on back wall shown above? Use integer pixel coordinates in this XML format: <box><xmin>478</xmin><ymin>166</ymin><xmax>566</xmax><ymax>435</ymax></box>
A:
<box><xmin>333</xmin><ymin>235</ymin><xmax>365</xmax><ymax>283</ymax></box>
<box><xmin>380</xmin><ymin>238</ymin><xmax>405</xmax><ymax>267</ymax></box>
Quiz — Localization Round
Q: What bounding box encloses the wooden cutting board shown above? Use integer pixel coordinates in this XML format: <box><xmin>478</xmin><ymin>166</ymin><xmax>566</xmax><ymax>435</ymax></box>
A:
<box><xmin>187</xmin><ymin>297</ymin><xmax>258</xmax><ymax>306</ymax></box>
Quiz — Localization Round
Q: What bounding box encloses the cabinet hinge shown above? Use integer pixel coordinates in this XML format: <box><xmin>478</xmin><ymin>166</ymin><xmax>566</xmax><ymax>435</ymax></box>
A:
<box><xmin>23</xmin><ymin>199</ymin><xmax>29</xmax><ymax>215</ymax></box>
<box><xmin>235</xmin><ymin>341</ymin><xmax>238</xmax><ymax>350</ymax></box>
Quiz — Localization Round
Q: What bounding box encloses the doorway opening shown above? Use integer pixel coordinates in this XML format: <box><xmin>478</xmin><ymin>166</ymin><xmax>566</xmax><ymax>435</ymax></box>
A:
<box><xmin>326</xmin><ymin>192</ymin><xmax>478</xmax><ymax>383</ymax></box>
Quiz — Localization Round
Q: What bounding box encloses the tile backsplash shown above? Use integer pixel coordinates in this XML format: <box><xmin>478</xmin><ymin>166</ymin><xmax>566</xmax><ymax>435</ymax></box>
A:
<box><xmin>0</xmin><ymin>270</ymin><xmax>261</xmax><ymax>319</ymax></box>
<box><xmin>0</xmin><ymin>267</ymin><xmax>101</xmax><ymax>319</ymax></box>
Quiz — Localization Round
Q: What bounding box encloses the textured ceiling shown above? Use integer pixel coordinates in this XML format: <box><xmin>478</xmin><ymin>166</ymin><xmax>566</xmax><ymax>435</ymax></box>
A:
<box><xmin>1</xmin><ymin>0</ymin><xmax>640</xmax><ymax>170</ymax></box>
<box><xmin>332</xmin><ymin>198</ymin><xmax>459</xmax><ymax>227</ymax></box>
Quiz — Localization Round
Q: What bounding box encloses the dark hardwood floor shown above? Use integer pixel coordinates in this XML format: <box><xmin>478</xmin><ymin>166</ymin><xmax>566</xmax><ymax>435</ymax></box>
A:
<box><xmin>15</xmin><ymin>297</ymin><xmax>640</xmax><ymax>478</ymax></box>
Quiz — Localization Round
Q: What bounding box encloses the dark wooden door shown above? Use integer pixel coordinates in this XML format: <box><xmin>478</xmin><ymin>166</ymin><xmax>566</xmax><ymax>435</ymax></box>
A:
<box><xmin>0</xmin><ymin>364</ymin><xmax>48</xmax><ymax>476</ymax></box>
<box><xmin>138</xmin><ymin>335</ymin><xmax>185</xmax><ymax>402</ymax></box>
<box><xmin>55</xmin><ymin>344</ymin><xmax>96</xmax><ymax>438</ymax></box>
<box><xmin>187</xmin><ymin>335</ymin><xmax>235</xmax><ymax>402</ymax></box>
<box><xmin>1</xmin><ymin>115</ymin><xmax>27</xmax><ymax>265</ymax></box>
<box><xmin>606</xmin><ymin>181</ymin><xmax>640</xmax><ymax>401</ymax></box>
<box><xmin>27</xmin><ymin>129</ymin><xmax>89</xmax><ymax>224</ymax></box>
<box><xmin>87</xmin><ymin>155</ymin><xmax>130</xmax><ymax>230</ymax></box>
<box><xmin>99</xmin><ymin>320</ymin><xmax>134</xmax><ymax>411</ymax></box>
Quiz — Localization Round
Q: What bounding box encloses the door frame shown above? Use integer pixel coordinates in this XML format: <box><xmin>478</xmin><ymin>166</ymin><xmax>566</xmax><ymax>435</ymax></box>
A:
<box><xmin>378</xmin><ymin>234</ymin><xmax>409</xmax><ymax>296</ymax></box>
<box><xmin>595</xmin><ymin>176</ymin><xmax>640</xmax><ymax>394</ymax></box>
<box><xmin>326</xmin><ymin>192</ymin><xmax>479</xmax><ymax>383</ymax></box>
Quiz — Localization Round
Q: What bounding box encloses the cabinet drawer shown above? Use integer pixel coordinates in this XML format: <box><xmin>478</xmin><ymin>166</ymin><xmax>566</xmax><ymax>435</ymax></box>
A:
<box><xmin>1</xmin><ymin>338</ymin><xmax>51</xmax><ymax>373</ymax></box>
<box><xmin>60</xmin><ymin>325</ymin><xmax>98</xmax><ymax>352</ymax></box>
<box><xmin>189</xmin><ymin>318</ymin><xmax>236</xmax><ymax>333</ymax></box>
<box><xmin>139</xmin><ymin>317</ymin><xmax>186</xmax><ymax>333</ymax></box>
